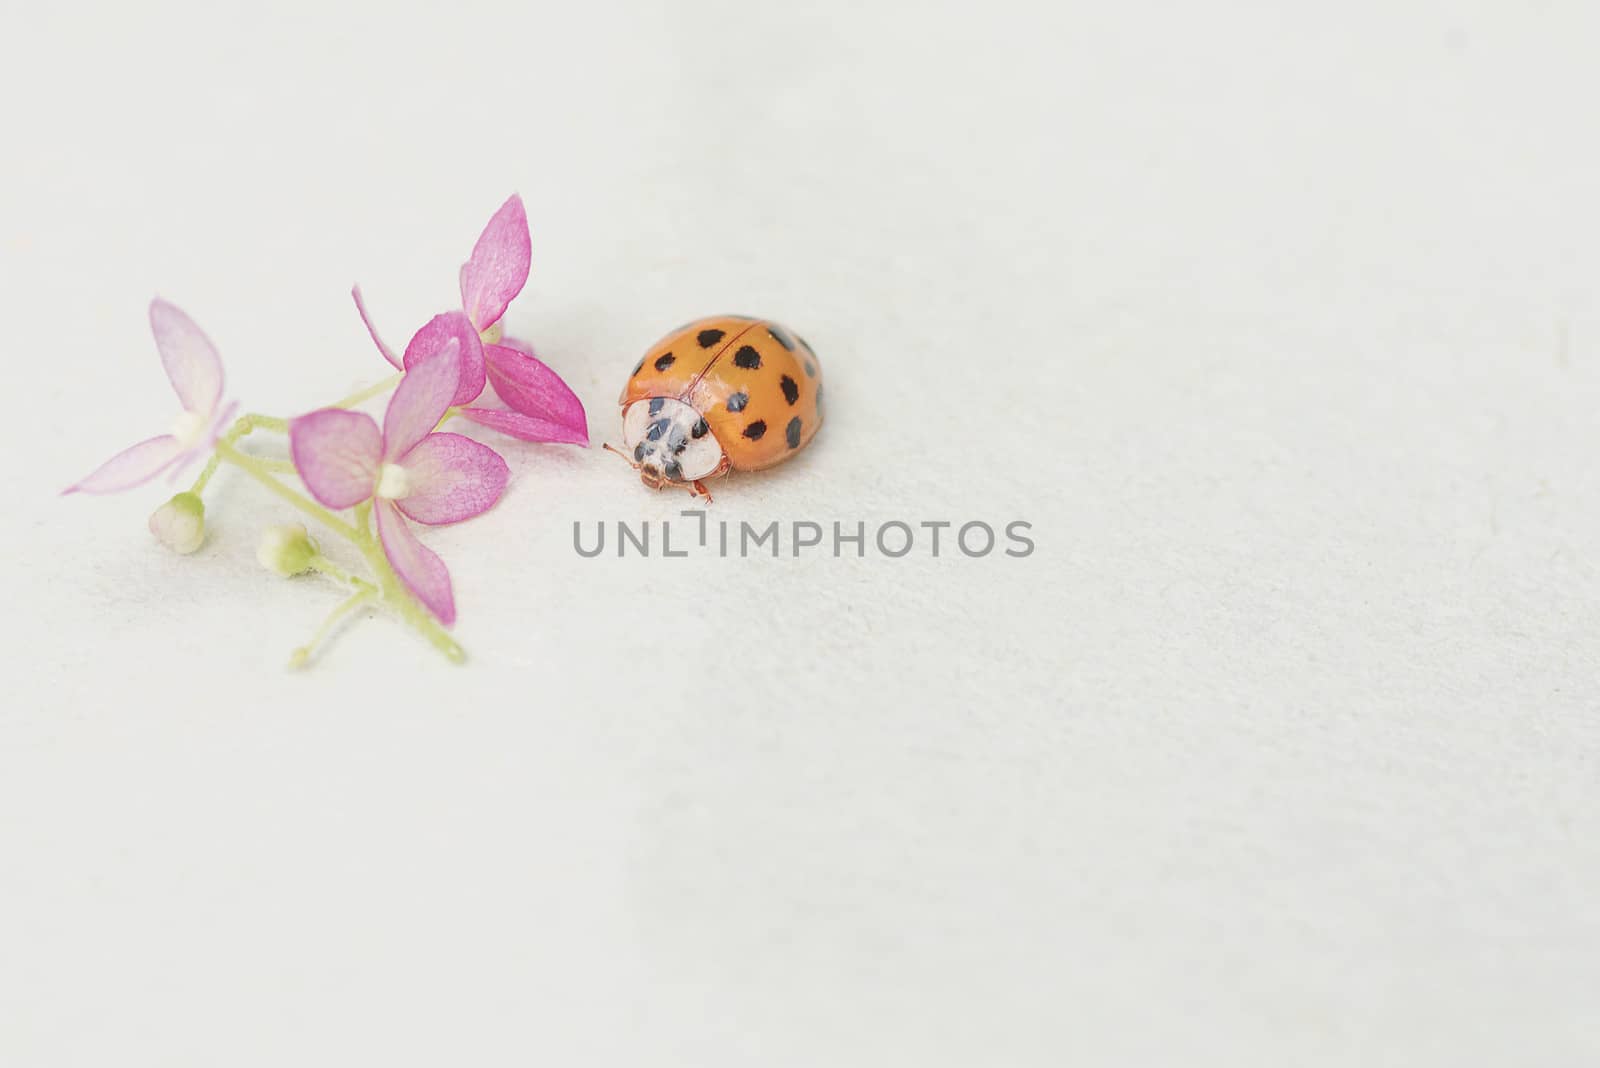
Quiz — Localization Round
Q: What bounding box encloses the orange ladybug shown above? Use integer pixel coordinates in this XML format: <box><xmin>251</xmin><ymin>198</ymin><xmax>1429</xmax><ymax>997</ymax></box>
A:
<box><xmin>607</xmin><ymin>315</ymin><xmax>822</xmax><ymax>500</ymax></box>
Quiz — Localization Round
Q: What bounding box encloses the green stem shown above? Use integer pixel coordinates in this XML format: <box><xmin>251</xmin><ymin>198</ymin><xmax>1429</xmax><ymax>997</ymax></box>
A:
<box><xmin>289</xmin><ymin>585</ymin><xmax>377</xmax><ymax>669</ymax></box>
<box><xmin>189</xmin><ymin>454</ymin><xmax>225</xmax><ymax>496</ymax></box>
<box><xmin>333</xmin><ymin>373</ymin><xmax>403</xmax><ymax>409</ymax></box>
<box><xmin>307</xmin><ymin>552</ymin><xmax>361</xmax><ymax>587</ymax></box>
<box><xmin>190</xmin><ymin>413</ymin><xmax>289</xmax><ymax>494</ymax></box>
<box><xmin>214</xmin><ymin>442</ymin><xmax>361</xmax><ymax>541</ymax></box>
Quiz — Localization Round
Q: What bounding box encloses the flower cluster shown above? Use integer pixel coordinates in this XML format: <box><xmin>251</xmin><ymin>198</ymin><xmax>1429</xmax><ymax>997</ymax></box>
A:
<box><xmin>66</xmin><ymin>196</ymin><xmax>587</xmax><ymax>666</ymax></box>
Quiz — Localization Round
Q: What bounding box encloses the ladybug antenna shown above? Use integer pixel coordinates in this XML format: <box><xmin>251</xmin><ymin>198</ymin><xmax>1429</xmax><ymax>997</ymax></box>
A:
<box><xmin>601</xmin><ymin>442</ymin><xmax>638</xmax><ymax>469</ymax></box>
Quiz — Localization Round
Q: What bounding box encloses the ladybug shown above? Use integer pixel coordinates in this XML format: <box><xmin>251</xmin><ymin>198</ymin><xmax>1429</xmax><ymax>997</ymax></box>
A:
<box><xmin>607</xmin><ymin>315</ymin><xmax>822</xmax><ymax>500</ymax></box>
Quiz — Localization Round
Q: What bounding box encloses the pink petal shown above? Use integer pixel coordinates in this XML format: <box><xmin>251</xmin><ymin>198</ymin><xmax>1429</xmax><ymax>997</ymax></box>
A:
<box><xmin>482</xmin><ymin>343</ymin><xmax>588</xmax><ymax>445</ymax></box>
<box><xmin>288</xmin><ymin>408</ymin><xmax>382</xmax><ymax>508</ymax></box>
<box><xmin>375</xmin><ymin>499</ymin><xmax>455</xmax><ymax>625</ymax></box>
<box><xmin>403</xmin><ymin>311</ymin><xmax>486</xmax><ymax>406</ymax></box>
<box><xmin>459</xmin><ymin>194</ymin><xmax>530</xmax><ymax>333</ymax></box>
<box><xmin>383</xmin><ymin>343</ymin><xmax>462</xmax><ymax>459</ymax></box>
<box><xmin>393</xmin><ymin>432</ymin><xmax>509</xmax><ymax>525</ymax></box>
<box><xmin>63</xmin><ymin>435</ymin><xmax>185</xmax><ymax>495</ymax></box>
<box><xmin>352</xmin><ymin>285</ymin><xmax>402</xmax><ymax>369</ymax></box>
<box><xmin>458</xmin><ymin>407</ymin><xmax>591</xmax><ymax>446</ymax></box>
<box><xmin>150</xmin><ymin>299</ymin><xmax>223</xmax><ymax>415</ymax></box>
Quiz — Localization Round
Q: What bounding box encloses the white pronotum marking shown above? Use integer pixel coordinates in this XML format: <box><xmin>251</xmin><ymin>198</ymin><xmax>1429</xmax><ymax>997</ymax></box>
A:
<box><xmin>621</xmin><ymin>397</ymin><xmax>723</xmax><ymax>481</ymax></box>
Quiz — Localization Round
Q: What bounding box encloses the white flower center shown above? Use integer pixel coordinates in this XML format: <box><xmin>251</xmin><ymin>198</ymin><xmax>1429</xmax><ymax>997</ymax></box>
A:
<box><xmin>171</xmin><ymin>410</ymin><xmax>208</xmax><ymax>448</ymax></box>
<box><xmin>375</xmin><ymin>462</ymin><xmax>411</xmax><ymax>499</ymax></box>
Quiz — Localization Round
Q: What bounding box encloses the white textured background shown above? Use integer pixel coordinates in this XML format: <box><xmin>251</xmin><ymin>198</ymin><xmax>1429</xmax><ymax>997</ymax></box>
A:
<box><xmin>3</xmin><ymin>1</ymin><xmax>1597</xmax><ymax>1064</ymax></box>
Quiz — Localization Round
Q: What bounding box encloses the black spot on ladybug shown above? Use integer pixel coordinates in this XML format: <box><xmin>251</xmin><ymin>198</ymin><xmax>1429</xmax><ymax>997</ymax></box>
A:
<box><xmin>654</xmin><ymin>353</ymin><xmax>675</xmax><ymax>372</ymax></box>
<box><xmin>632</xmin><ymin>358</ymin><xmax>645</xmax><ymax>376</ymax></box>
<box><xmin>768</xmin><ymin>324</ymin><xmax>794</xmax><ymax>350</ymax></box>
<box><xmin>691</xmin><ymin>417</ymin><xmax>708</xmax><ymax>439</ymax></box>
<box><xmin>779</xmin><ymin>375</ymin><xmax>799</xmax><ymax>405</ymax></box>
<box><xmin>667</xmin><ymin>425</ymin><xmax>687</xmax><ymax>453</ymax></box>
<box><xmin>733</xmin><ymin>345</ymin><xmax>762</xmax><ymax>370</ymax></box>
<box><xmin>633</xmin><ymin>442</ymin><xmax>646</xmax><ymax>462</ymax></box>
<box><xmin>787</xmin><ymin>417</ymin><xmax>803</xmax><ymax>448</ymax></box>
<box><xmin>647</xmin><ymin>419</ymin><xmax>668</xmax><ymax>442</ymax></box>
<box><xmin>727</xmin><ymin>391</ymin><xmax>748</xmax><ymax>413</ymax></box>
<box><xmin>648</xmin><ymin>397</ymin><xmax>664</xmax><ymax>416</ymax></box>
<box><xmin>743</xmin><ymin>420</ymin><xmax>767</xmax><ymax>441</ymax></box>
<box><xmin>697</xmin><ymin>329</ymin><xmax>725</xmax><ymax>348</ymax></box>
<box><xmin>664</xmin><ymin>459</ymin><xmax>683</xmax><ymax>481</ymax></box>
<box><xmin>803</xmin><ymin>360</ymin><xmax>816</xmax><ymax>378</ymax></box>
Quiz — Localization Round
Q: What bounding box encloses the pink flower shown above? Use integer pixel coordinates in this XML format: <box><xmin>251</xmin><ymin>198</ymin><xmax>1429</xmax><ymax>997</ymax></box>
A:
<box><xmin>288</xmin><ymin>345</ymin><xmax>509</xmax><ymax>625</ymax></box>
<box><xmin>351</xmin><ymin>194</ymin><xmax>588</xmax><ymax>447</ymax></box>
<box><xmin>65</xmin><ymin>300</ymin><xmax>238</xmax><ymax>494</ymax></box>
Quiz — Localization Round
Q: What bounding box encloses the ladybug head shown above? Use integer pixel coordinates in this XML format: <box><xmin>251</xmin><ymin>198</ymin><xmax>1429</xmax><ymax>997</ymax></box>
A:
<box><xmin>601</xmin><ymin>442</ymin><xmax>679</xmax><ymax>490</ymax></box>
<box><xmin>638</xmin><ymin>461</ymin><xmax>669</xmax><ymax>490</ymax></box>
<box><xmin>603</xmin><ymin>443</ymin><xmax>679</xmax><ymax>488</ymax></box>
<box><xmin>612</xmin><ymin>398</ymin><xmax>724</xmax><ymax>492</ymax></box>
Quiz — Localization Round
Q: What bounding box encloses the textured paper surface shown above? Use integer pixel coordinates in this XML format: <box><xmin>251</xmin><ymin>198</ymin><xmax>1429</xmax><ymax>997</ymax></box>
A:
<box><xmin>2</xmin><ymin>2</ymin><xmax>1597</xmax><ymax>1064</ymax></box>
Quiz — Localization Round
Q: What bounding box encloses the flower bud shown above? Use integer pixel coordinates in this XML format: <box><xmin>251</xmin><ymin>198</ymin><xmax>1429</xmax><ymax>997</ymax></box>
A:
<box><xmin>149</xmin><ymin>492</ymin><xmax>206</xmax><ymax>554</ymax></box>
<box><xmin>256</xmin><ymin>523</ymin><xmax>318</xmax><ymax>577</ymax></box>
